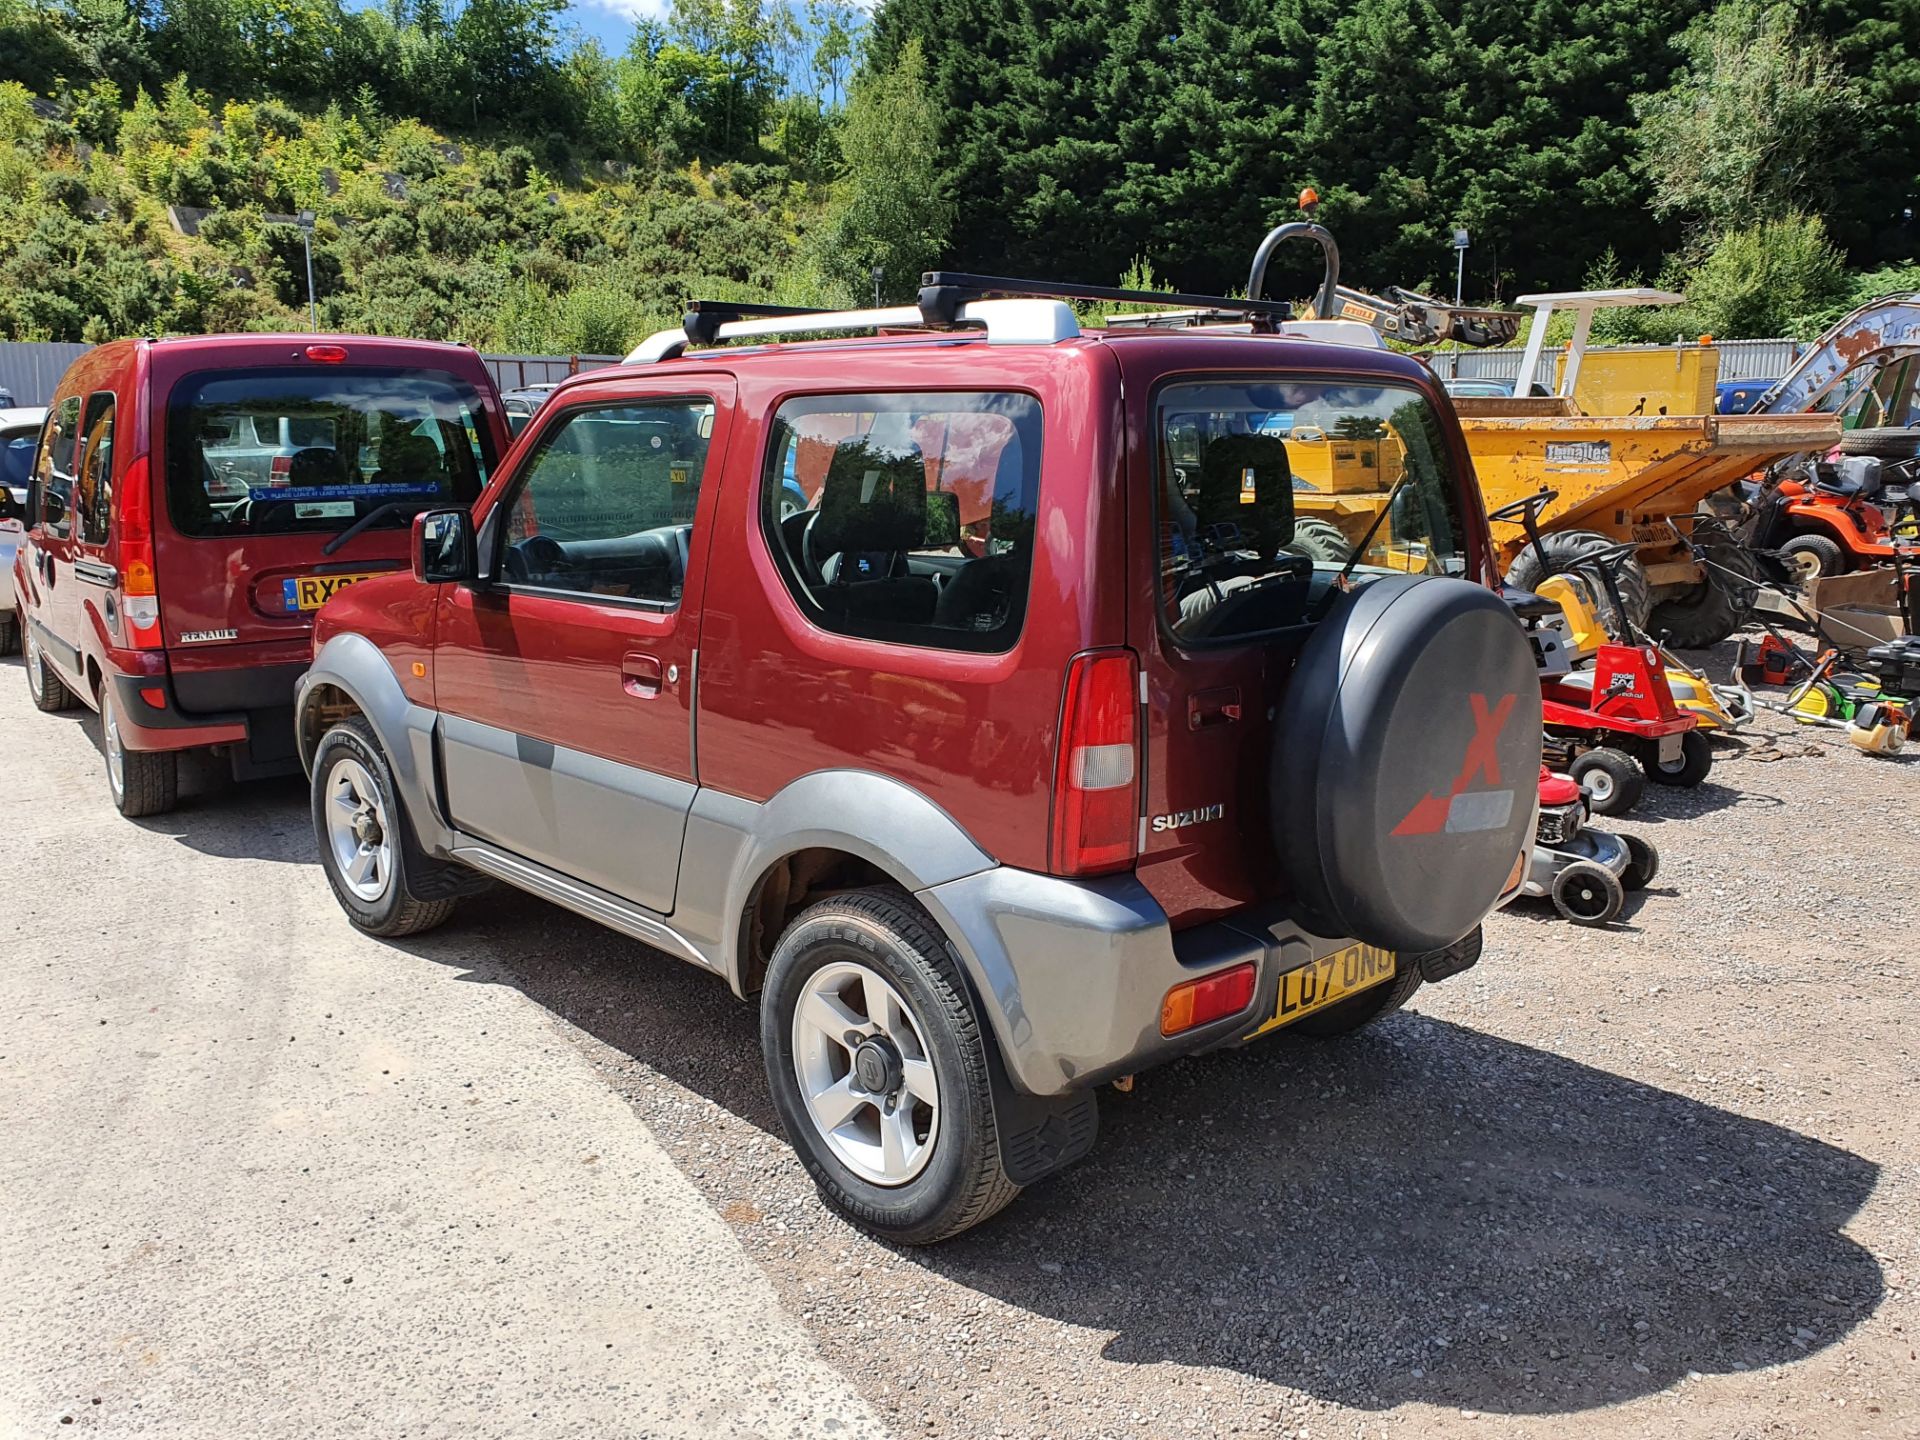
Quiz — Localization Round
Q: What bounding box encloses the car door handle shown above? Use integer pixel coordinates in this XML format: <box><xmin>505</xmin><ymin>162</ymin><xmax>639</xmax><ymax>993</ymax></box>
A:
<box><xmin>621</xmin><ymin>651</ymin><xmax>663</xmax><ymax>698</ymax></box>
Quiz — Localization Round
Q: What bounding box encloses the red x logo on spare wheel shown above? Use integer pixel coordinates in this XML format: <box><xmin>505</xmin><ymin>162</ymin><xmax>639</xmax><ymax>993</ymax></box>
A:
<box><xmin>1392</xmin><ymin>692</ymin><xmax>1518</xmax><ymax>837</ymax></box>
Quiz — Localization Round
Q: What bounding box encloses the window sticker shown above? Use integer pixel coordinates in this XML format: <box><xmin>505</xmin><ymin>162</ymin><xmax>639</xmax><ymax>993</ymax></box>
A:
<box><xmin>246</xmin><ymin>481</ymin><xmax>442</xmax><ymax>502</ymax></box>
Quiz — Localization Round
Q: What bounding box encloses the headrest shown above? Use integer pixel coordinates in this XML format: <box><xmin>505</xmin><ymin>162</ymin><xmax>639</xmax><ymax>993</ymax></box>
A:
<box><xmin>816</xmin><ymin>434</ymin><xmax>927</xmax><ymax>555</ymax></box>
<box><xmin>287</xmin><ymin>446</ymin><xmax>344</xmax><ymax>486</ymax></box>
<box><xmin>1196</xmin><ymin>433</ymin><xmax>1294</xmax><ymax>559</ymax></box>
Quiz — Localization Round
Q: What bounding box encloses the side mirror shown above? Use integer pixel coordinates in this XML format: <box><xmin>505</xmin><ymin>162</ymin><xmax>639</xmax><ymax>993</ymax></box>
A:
<box><xmin>413</xmin><ymin>507</ymin><xmax>476</xmax><ymax>584</ymax></box>
<box><xmin>43</xmin><ymin>490</ymin><xmax>67</xmax><ymax>526</ymax></box>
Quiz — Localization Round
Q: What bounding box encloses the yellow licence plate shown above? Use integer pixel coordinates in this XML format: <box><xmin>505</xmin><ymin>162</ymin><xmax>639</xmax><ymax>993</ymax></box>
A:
<box><xmin>285</xmin><ymin>572</ymin><xmax>378</xmax><ymax>611</ymax></box>
<box><xmin>1250</xmin><ymin>943</ymin><xmax>1397</xmax><ymax>1037</ymax></box>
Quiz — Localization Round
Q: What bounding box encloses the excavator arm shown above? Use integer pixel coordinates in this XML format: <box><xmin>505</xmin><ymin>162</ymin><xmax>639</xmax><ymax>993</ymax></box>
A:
<box><xmin>1757</xmin><ymin>295</ymin><xmax>1920</xmax><ymax>415</ymax></box>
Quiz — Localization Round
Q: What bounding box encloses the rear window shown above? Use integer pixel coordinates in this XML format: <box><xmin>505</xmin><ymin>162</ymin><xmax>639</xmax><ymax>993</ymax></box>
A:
<box><xmin>761</xmin><ymin>391</ymin><xmax>1043</xmax><ymax>653</ymax></box>
<box><xmin>165</xmin><ymin>367</ymin><xmax>493</xmax><ymax>537</ymax></box>
<box><xmin>1156</xmin><ymin>378</ymin><xmax>1468</xmax><ymax>643</ymax></box>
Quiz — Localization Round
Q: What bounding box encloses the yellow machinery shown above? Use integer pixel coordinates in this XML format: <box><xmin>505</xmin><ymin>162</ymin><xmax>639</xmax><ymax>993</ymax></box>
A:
<box><xmin>1453</xmin><ymin>289</ymin><xmax>1837</xmax><ymax>646</ymax></box>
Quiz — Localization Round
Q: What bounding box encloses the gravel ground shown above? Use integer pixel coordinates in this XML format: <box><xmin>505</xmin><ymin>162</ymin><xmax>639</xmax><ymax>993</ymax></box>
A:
<box><xmin>9</xmin><ymin>631</ymin><xmax>1919</xmax><ymax>1439</ymax></box>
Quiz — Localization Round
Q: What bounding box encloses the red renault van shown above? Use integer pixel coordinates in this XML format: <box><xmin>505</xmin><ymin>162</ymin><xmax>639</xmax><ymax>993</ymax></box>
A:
<box><xmin>10</xmin><ymin>336</ymin><xmax>507</xmax><ymax>816</ymax></box>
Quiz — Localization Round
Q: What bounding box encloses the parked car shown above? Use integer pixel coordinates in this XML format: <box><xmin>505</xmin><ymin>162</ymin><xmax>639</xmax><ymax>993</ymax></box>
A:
<box><xmin>1715</xmin><ymin>377</ymin><xmax>1779</xmax><ymax>415</ymax></box>
<box><xmin>0</xmin><ymin>405</ymin><xmax>46</xmax><ymax>654</ymax></box>
<box><xmin>297</xmin><ymin>291</ymin><xmax>1541</xmax><ymax>1242</ymax></box>
<box><xmin>11</xmin><ymin>335</ymin><xmax>507</xmax><ymax>816</ymax></box>
<box><xmin>501</xmin><ymin>383</ymin><xmax>559</xmax><ymax>436</ymax></box>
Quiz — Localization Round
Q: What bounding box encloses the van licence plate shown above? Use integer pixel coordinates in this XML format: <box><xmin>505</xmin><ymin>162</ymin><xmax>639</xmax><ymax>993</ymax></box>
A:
<box><xmin>1249</xmin><ymin>943</ymin><xmax>1397</xmax><ymax>1037</ymax></box>
<box><xmin>284</xmin><ymin>571</ymin><xmax>378</xmax><ymax>611</ymax></box>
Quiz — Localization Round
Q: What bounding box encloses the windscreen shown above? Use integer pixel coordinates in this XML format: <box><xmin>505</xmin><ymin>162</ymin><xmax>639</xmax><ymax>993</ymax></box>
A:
<box><xmin>165</xmin><ymin>367</ymin><xmax>491</xmax><ymax>537</ymax></box>
<box><xmin>1</xmin><ymin>424</ymin><xmax>38</xmax><ymax>492</ymax></box>
<box><xmin>1157</xmin><ymin>378</ymin><xmax>1469</xmax><ymax>643</ymax></box>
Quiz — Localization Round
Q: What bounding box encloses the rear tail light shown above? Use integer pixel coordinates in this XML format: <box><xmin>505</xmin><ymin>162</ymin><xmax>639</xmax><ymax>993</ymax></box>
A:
<box><xmin>116</xmin><ymin>455</ymin><xmax>162</xmax><ymax>649</ymax></box>
<box><xmin>304</xmin><ymin>344</ymin><xmax>349</xmax><ymax>364</ymax></box>
<box><xmin>1160</xmin><ymin>963</ymin><xmax>1256</xmax><ymax>1036</ymax></box>
<box><xmin>269</xmin><ymin>455</ymin><xmax>292</xmax><ymax>483</ymax></box>
<box><xmin>1048</xmin><ymin>649</ymin><xmax>1140</xmax><ymax>876</ymax></box>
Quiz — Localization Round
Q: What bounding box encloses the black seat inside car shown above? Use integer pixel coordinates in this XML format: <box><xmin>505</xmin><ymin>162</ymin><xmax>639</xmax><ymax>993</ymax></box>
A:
<box><xmin>813</xmin><ymin>434</ymin><xmax>938</xmax><ymax>624</ymax></box>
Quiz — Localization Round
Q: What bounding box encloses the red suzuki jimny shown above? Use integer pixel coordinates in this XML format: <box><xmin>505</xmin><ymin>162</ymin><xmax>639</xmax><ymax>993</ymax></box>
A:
<box><xmin>295</xmin><ymin>254</ymin><xmax>1541</xmax><ymax>1241</ymax></box>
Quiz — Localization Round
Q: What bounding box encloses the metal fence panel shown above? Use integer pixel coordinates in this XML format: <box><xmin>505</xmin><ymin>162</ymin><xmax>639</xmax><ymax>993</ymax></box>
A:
<box><xmin>1438</xmin><ymin>337</ymin><xmax>1806</xmax><ymax>390</ymax></box>
<box><xmin>480</xmin><ymin>353</ymin><xmax>620</xmax><ymax>393</ymax></box>
<box><xmin>0</xmin><ymin>344</ymin><xmax>630</xmax><ymax>408</ymax></box>
<box><xmin>0</xmin><ymin>342</ymin><xmax>95</xmax><ymax>408</ymax></box>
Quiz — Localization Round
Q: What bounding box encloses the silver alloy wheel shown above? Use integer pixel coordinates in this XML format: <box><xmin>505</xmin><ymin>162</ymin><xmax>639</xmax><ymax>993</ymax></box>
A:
<box><xmin>324</xmin><ymin>755</ymin><xmax>393</xmax><ymax>903</ymax></box>
<box><xmin>104</xmin><ymin>693</ymin><xmax>125</xmax><ymax>799</ymax></box>
<box><xmin>791</xmin><ymin>960</ymin><xmax>940</xmax><ymax>1187</ymax></box>
<box><xmin>25</xmin><ymin>632</ymin><xmax>42</xmax><ymax>689</ymax></box>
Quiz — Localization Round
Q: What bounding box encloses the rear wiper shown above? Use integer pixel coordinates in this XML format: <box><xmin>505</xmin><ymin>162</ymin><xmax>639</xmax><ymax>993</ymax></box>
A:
<box><xmin>322</xmin><ymin>500</ymin><xmax>421</xmax><ymax>556</ymax></box>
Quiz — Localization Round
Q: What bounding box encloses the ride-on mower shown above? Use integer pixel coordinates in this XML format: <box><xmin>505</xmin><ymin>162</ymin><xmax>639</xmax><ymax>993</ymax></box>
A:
<box><xmin>1497</xmin><ymin>493</ymin><xmax>1714</xmax><ymax>814</ymax></box>
<box><xmin>1746</xmin><ymin>434</ymin><xmax>1920</xmax><ymax>580</ymax></box>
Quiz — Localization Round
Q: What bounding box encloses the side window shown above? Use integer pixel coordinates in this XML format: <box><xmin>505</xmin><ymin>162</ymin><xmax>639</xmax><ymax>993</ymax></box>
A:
<box><xmin>38</xmin><ymin>395</ymin><xmax>81</xmax><ymax>538</ymax></box>
<box><xmin>499</xmin><ymin>398</ymin><xmax>714</xmax><ymax>606</ymax></box>
<box><xmin>76</xmin><ymin>392</ymin><xmax>115</xmax><ymax>546</ymax></box>
<box><xmin>761</xmin><ymin>391</ymin><xmax>1044</xmax><ymax>653</ymax></box>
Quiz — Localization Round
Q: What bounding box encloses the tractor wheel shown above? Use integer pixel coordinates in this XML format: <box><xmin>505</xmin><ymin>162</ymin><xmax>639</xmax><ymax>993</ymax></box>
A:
<box><xmin>1647</xmin><ymin>542</ymin><xmax>1759</xmax><ymax>648</ymax></box>
<box><xmin>1505</xmin><ymin>529</ymin><xmax>1652</xmax><ymax>633</ymax></box>
<box><xmin>1285</xmin><ymin>517</ymin><xmax>1349</xmax><ymax>564</ymax></box>
<box><xmin>1837</xmin><ymin>427</ymin><xmax>1920</xmax><ymax>460</ymax></box>
<box><xmin>1781</xmin><ymin>534</ymin><xmax>1847</xmax><ymax>582</ymax></box>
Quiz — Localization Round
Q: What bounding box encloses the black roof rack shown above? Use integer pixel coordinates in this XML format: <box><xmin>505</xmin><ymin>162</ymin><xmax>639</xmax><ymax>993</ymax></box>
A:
<box><xmin>680</xmin><ymin>299</ymin><xmax>826</xmax><ymax>345</ymax></box>
<box><xmin>917</xmin><ymin>271</ymin><xmax>1293</xmax><ymax>328</ymax></box>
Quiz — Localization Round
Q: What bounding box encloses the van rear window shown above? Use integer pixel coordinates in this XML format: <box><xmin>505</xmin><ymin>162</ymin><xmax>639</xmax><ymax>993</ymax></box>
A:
<box><xmin>165</xmin><ymin>367</ymin><xmax>492</xmax><ymax>537</ymax></box>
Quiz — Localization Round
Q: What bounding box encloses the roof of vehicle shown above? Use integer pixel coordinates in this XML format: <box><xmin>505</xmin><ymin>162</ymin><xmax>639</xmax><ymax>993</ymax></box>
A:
<box><xmin>0</xmin><ymin>405</ymin><xmax>47</xmax><ymax>430</ymax></box>
<box><xmin>138</xmin><ymin>332</ymin><xmax>484</xmax><ymax>357</ymax></box>
<box><xmin>547</xmin><ymin>325</ymin><xmax>1436</xmax><ymax>409</ymax></box>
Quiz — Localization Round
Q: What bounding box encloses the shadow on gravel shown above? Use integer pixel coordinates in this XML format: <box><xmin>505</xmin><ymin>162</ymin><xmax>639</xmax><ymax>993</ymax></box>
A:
<box><xmin>126</xmin><ymin>764</ymin><xmax>317</xmax><ymax>864</ymax></box>
<box><xmin>395</xmin><ymin>893</ymin><xmax>1885</xmax><ymax>1418</ymax></box>
<box><xmin>920</xmin><ymin>1014</ymin><xmax>1883</xmax><ymax>1415</ymax></box>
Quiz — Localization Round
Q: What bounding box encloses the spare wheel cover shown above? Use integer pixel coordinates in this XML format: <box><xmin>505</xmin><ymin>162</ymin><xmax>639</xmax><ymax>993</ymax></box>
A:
<box><xmin>1271</xmin><ymin>575</ymin><xmax>1542</xmax><ymax>953</ymax></box>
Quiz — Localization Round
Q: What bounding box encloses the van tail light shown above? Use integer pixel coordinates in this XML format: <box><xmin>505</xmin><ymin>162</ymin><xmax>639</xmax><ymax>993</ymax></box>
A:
<box><xmin>304</xmin><ymin>344</ymin><xmax>349</xmax><ymax>364</ymax></box>
<box><xmin>116</xmin><ymin>454</ymin><xmax>163</xmax><ymax>649</ymax></box>
<box><xmin>1049</xmin><ymin>649</ymin><xmax>1140</xmax><ymax>876</ymax></box>
<box><xmin>1160</xmin><ymin>962</ymin><xmax>1256</xmax><ymax>1036</ymax></box>
<box><xmin>269</xmin><ymin>455</ymin><xmax>292</xmax><ymax>483</ymax></box>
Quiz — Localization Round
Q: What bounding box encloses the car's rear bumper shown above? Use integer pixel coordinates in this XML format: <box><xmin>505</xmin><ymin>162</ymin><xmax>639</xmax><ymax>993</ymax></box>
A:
<box><xmin>918</xmin><ymin>867</ymin><xmax>1485</xmax><ymax>1098</ymax></box>
<box><xmin>104</xmin><ymin>658</ymin><xmax>306</xmax><ymax>775</ymax></box>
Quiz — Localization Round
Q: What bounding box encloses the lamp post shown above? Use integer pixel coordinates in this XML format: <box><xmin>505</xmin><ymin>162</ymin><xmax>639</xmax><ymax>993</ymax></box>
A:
<box><xmin>1449</xmin><ymin>227</ymin><xmax>1471</xmax><ymax>379</ymax></box>
<box><xmin>297</xmin><ymin>209</ymin><xmax>317</xmax><ymax>330</ymax></box>
<box><xmin>871</xmin><ymin>265</ymin><xmax>884</xmax><ymax>307</ymax></box>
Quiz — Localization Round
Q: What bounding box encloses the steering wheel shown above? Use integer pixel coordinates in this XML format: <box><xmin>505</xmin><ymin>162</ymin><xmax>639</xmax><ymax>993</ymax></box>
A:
<box><xmin>507</xmin><ymin>532</ymin><xmax>566</xmax><ymax>582</ymax></box>
<box><xmin>1487</xmin><ymin>489</ymin><xmax>1560</xmax><ymax>525</ymax></box>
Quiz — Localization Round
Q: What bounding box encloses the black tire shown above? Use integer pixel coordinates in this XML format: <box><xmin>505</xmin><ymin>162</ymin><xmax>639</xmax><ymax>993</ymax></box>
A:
<box><xmin>102</xmin><ymin>688</ymin><xmax>178</xmax><ymax>818</ymax></box>
<box><xmin>1838</xmin><ymin>427</ymin><xmax>1920</xmax><ymax>460</ymax></box>
<box><xmin>1568</xmin><ymin>746</ymin><xmax>1643</xmax><ymax>816</ymax></box>
<box><xmin>1648</xmin><ymin>542</ymin><xmax>1758</xmax><ymax>648</ymax></box>
<box><xmin>1505</xmin><ymin>529</ymin><xmax>1652</xmax><ymax>632</ymax></box>
<box><xmin>0</xmin><ymin>611</ymin><xmax>17</xmax><ymax>656</ymax></box>
<box><xmin>1643</xmin><ymin>728</ymin><xmax>1711</xmax><ymax>787</ymax></box>
<box><xmin>311</xmin><ymin>717</ymin><xmax>459</xmax><ymax>938</ymax></box>
<box><xmin>24</xmin><ymin>628</ymin><xmax>76</xmax><ymax>712</ymax></box>
<box><xmin>1285</xmin><ymin>516</ymin><xmax>1349</xmax><ymax>563</ymax></box>
<box><xmin>1286</xmin><ymin>953</ymin><xmax>1425</xmax><ymax>1038</ymax></box>
<box><xmin>1621</xmin><ymin>833</ymin><xmax>1659</xmax><ymax>892</ymax></box>
<box><xmin>1551</xmin><ymin>860</ymin><xmax>1624</xmax><ymax>926</ymax></box>
<box><xmin>761</xmin><ymin>886</ymin><xmax>1021</xmax><ymax>1244</ymax></box>
<box><xmin>1781</xmin><ymin>534</ymin><xmax>1847</xmax><ymax>581</ymax></box>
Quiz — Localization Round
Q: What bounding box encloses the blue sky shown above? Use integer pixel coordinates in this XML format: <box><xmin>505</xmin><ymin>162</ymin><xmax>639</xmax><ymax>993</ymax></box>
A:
<box><xmin>560</xmin><ymin>0</ymin><xmax>651</xmax><ymax>52</ymax></box>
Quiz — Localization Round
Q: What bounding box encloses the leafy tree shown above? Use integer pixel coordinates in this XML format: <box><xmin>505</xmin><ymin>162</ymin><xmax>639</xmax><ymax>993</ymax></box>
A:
<box><xmin>1633</xmin><ymin>0</ymin><xmax>1856</xmax><ymax>234</ymax></box>
<box><xmin>808</xmin><ymin>36</ymin><xmax>948</xmax><ymax>303</ymax></box>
